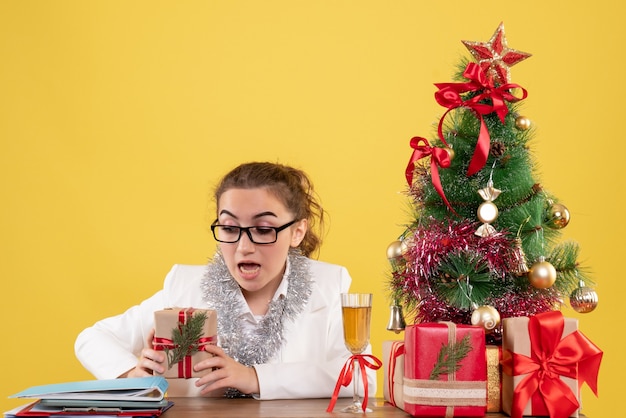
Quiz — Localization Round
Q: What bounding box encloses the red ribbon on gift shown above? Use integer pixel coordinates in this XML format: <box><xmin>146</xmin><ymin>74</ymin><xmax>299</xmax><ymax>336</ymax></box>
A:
<box><xmin>501</xmin><ymin>311</ymin><xmax>603</xmax><ymax>418</ymax></box>
<box><xmin>153</xmin><ymin>308</ymin><xmax>216</xmax><ymax>378</ymax></box>
<box><xmin>434</xmin><ymin>62</ymin><xmax>527</xmax><ymax>176</ymax></box>
<box><xmin>387</xmin><ymin>341</ymin><xmax>405</xmax><ymax>407</ymax></box>
<box><xmin>405</xmin><ymin>136</ymin><xmax>456</xmax><ymax>214</ymax></box>
<box><xmin>326</xmin><ymin>354</ymin><xmax>382</xmax><ymax>413</ymax></box>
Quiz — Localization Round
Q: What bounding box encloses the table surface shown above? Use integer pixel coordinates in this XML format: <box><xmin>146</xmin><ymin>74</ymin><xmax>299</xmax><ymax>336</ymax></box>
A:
<box><xmin>161</xmin><ymin>397</ymin><xmax>527</xmax><ymax>417</ymax></box>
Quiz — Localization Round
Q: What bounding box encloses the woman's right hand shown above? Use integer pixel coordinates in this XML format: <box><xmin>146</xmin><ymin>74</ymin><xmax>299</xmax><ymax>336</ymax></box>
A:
<box><xmin>119</xmin><ymin>329</ymin><xmax>166</xmax><ymax>378</ymax></box>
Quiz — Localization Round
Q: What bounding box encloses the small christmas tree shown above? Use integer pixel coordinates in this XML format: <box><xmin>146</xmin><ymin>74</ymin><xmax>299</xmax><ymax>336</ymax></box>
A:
<box><xmin>387</xmin><ymin>23</ymin><xmax>598</xmax><ymax>343</ymax></box>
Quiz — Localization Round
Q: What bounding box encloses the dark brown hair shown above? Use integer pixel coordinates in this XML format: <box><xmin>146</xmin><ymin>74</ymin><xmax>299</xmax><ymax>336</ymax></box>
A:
<box><xmin>214</xmin><ymin>162</ymin><xmax>325</xmax><ymax>257</ymax></box>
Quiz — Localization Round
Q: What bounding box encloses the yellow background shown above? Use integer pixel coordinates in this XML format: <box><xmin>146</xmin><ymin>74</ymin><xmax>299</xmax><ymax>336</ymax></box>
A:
<box><xmin>1</xmin><ymin>1</ymin><xmax>623</xmax><ymax>416</ymax></box>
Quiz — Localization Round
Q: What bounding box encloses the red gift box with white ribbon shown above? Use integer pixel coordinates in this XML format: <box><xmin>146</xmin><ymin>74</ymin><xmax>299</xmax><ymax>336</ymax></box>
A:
<box><xmin>403</xmin><ymin>322</ymin><xmax>487</xmax><ymax>417</ymax></box>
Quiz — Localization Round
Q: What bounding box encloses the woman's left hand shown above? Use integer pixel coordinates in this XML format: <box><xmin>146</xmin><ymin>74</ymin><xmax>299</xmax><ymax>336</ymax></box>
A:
<box><xmin>194</xmin><ymin>345</ymin><xmax>260</xmax><ymax>396</ymax></box>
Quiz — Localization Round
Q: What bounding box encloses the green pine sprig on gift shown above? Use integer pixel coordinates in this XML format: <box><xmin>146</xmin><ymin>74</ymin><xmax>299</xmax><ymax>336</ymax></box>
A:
<box><xmin>165</xmin><ymin>311</ymin><xmax>208</xmax><ymax>369</ymax></box>
<box><xmin>429</xmin><ymin>333</ymin><xmax>472</xmax><ymax>380</ymax></box>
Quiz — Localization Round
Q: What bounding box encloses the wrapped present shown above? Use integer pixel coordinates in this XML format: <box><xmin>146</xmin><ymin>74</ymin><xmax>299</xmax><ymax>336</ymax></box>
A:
<box><xmin>403</xmin><ymin>322</ymin><xmax>487</xmax><ymax>417</ymax></box>
<box><xmin>501</xmin><ymin>311</ymin><xmax>602</xmax><ymax>418</ymax></box>
<box><xmin>383</xmin><ymin>340</ymin><xmax>405</xmax><ymax>409</ymax></box>
<box><xmin>153</xmin><ymin>308</ymin><xmax>218</xmax><ymax>379</ymax></box>
<box><xmin>486</xmin><ymin>345</ymin><xmax>502</xmax><ymax>413</ymax></box>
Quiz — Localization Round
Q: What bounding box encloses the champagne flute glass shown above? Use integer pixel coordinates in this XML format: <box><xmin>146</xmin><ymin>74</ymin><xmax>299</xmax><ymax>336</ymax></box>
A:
<box><xmin>341</xmin><ymin>293</ymin><xmax>373</xmax><ymax>413</ymax></box>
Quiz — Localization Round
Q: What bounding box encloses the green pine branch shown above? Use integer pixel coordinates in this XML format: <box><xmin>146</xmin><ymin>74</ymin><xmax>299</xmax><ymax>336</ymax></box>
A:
<box><xmin>165</xmin><ymin>311</ymin><xmax>208</xmax><ymax>369</ymax></box>
<box><xmin>548</xmin><ymin>241</ymin><xmax>594</xmax><ymax>291</ymax></box>
<box><xmin>435</xmin><ymin>251</ymin><xmax>493</xmax><ymax>310</ymax></box>
<box><xmin>429</xmin><ymin>333</ymin><xmax>472</xmax><ymax>380</ymax></box>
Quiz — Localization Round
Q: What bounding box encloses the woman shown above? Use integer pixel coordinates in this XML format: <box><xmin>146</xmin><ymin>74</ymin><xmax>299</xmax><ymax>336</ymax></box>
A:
<box><xmin>75</xmin><ymin>161</ymin><xmax>376</xmax><ymax>400</ymax></box>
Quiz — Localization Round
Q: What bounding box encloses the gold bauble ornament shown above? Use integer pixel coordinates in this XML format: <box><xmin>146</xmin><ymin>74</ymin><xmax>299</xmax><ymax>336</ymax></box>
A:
<box><xmin>470</xmin><ymin>305</ymin><xmax>501</xmax><ymax>334</ymax></box>
<box><xmin>515</xmin><ymin>115</ymin><xmax>531</xmax><ymax>130</ymax></box>
<box><xmin>528</xmin><ymin>257</ymin><xmax>557</xmax><ymax>289</ymax></box>
<box><xmin>386</xmin><ymin>240</ymin><xmax>404</xmax><ymax>260</ymax></box>
<box><xmin>547</xmin><ymin>203</ymin><xmax>570</xmax><ymax>229</ymax></box>
<box><xmin>477</xmin><ymin>201</ymin><xmax>499</xmax><ymax>224</ymax></box>
<box><xmin>570</xmin><ymin>283</ymin><xmax>599</xmax><ymax>313</ymax></box>
<box><xmin>387</xmin><ymin>240</ymin><xmax>409</xmax><ymax>270</ymax></box>
<box><xmin>445</xmin><ymin>147</ymin><xmax>455</xmax><ymax>161</ymax></box>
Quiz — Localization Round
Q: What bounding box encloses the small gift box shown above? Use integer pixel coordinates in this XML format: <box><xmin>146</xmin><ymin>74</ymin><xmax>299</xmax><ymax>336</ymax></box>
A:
<box><xmin>403</xmin><ymin>322</ymin><xmax>487</xmax><ymax>417</ymax></box>
<box><xmin>501</xmin><ymin>311</ymin><xmax>602</xmax><ymax>418</ymax></box>
<box><xmin>153</xmin><ymin>308</ymin><xmax>218</xmax><ymax>379</ymax></box>
<box><xmin>383</xmin><ymin>340</ymin><xmax>405</xmax><ymax>409</ymax></box>
<box><xmin>486</xmin><ymin>345</ymin><xmax>502</xmax><ymax>413</ymax></box>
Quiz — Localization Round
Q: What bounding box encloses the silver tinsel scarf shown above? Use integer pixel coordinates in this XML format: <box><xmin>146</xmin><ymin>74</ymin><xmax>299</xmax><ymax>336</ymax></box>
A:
<box><xmin>200</xmin><ymin>250</ymin><xmax>312</xmax><ymax>397</ymax></box>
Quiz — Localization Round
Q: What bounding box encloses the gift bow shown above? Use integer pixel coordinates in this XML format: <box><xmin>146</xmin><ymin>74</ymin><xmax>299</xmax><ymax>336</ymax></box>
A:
<box><xmin>434</xmin><ymin>62</ymin><xmax>527</xmax><ymax>176</ymax></box>
<box><xmin>153</xmin><ymin>308</ymin><xmax>216</xmax><ymax>378</ymax></box>
<box><xmin>501</xmin><ymin>311</ymin><xmax>603</xmax><ymax>418</ymax></box>
<box><xmin>405</xmin><ymin>136</ymin><xmax>456</xmax><ymax>214</ymax></box>
<box><xmin>326</xmin><ymin>354</ymin><xmax>382</xmax><ymax>413</ymax></box>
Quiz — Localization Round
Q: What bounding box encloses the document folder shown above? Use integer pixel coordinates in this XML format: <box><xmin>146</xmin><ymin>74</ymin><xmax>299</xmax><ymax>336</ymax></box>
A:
<box><xmin>9</xmin><ymin>377</ymin><xmax>168</xmax><ymax>402</ymax></box>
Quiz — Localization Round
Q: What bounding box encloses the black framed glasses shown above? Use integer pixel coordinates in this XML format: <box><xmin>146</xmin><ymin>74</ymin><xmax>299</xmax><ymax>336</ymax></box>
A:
<box><xmin>210</xmin><ymin>219</ymin><xmax>298</xmax><ymax>244</ymax></box>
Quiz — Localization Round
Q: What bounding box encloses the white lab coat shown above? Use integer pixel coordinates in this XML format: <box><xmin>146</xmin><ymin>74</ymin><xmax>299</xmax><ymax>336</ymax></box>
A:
<box><xmin>75</xmin><ymin>259</ymin><xmax>377</xmax><ymax>400</ymax></box>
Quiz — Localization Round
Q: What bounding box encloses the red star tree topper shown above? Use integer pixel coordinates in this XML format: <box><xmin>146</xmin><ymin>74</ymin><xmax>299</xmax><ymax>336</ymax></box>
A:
<box><xmin>462</xmin><ymin>22</ymin><xmax>531</xmax><ymax>85</ymax></box>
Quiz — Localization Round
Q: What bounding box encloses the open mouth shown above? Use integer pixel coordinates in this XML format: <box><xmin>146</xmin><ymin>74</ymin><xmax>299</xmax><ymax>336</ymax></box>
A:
<box><xmin>238</xmin><ymin>263</ymin><xmax>260</xmax><ymax>278</ymax></box>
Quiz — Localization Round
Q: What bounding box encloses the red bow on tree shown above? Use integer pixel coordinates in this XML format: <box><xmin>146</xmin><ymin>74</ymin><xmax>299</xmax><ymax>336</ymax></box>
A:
<box><xmin>405</xmin><ymin>136</ymin><xmax>455</xmax><ymax>214</ymax></box>
<box><xmin>434</xmin><ymin>62</ymin><xmax>527</xmax><ymax>176</ymax></box>
<box><xmin>501</xmin><ymin>311</ymin><xmax>603</xmax><ymax>418</ymax></box>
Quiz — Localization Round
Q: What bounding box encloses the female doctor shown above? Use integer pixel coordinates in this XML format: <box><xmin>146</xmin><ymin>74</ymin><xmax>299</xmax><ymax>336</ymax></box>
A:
<box><xmin>75</xmin><ymin>161</ymin><xmax>376</xmax><ymax>399</ymax></box>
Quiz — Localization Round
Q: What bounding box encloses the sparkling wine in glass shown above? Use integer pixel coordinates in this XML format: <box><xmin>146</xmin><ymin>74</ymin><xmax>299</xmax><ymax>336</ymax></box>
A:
<box><xmin>341</xmin><ymin>293</ymin><xmax>372</xmax><ymax>413</ymax></box>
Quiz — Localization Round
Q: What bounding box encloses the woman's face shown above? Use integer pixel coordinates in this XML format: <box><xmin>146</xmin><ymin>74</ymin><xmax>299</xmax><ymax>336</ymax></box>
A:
<box><xmin>216</xmin><ymin>187</ymin><xmax>307</xmax><ymax>298</ymax></box>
